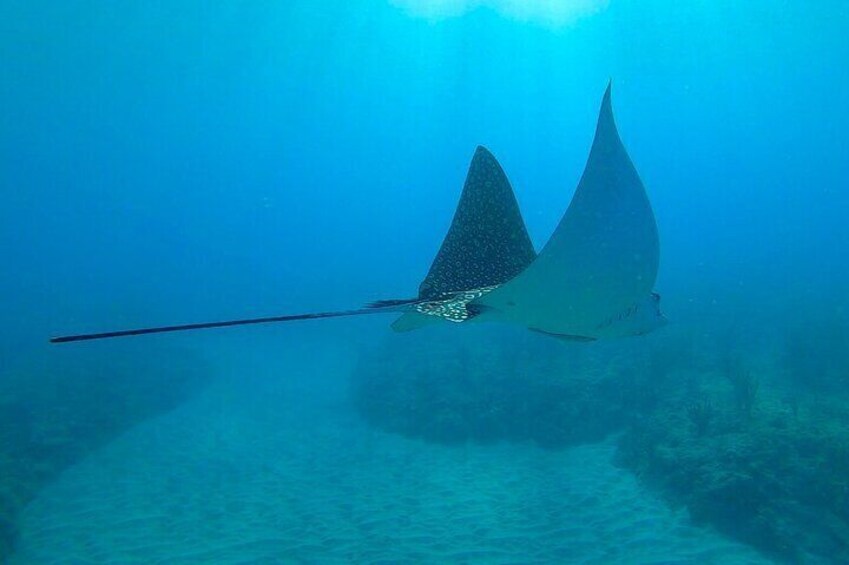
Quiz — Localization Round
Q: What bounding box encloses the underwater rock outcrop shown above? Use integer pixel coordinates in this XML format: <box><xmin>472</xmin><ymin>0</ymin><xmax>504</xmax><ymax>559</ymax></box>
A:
<box><xmin>351</xmin><ymin>325</ymin><xmax>658</xmax><ymax>449</ymax></box>
<box><xmin>0</xmin><ymin>344</ymin><xmax>213</xmax><ymax>559</ymax></box>
<box><xmin>616</xmin><ymin>351</ymin><xmax>849</xmax><ymax>564</ymax></box>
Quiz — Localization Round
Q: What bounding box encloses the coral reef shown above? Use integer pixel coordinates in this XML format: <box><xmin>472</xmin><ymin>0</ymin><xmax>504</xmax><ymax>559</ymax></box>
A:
<box><xmin>687</xmin><ymin>395</ymin><xmax>714</xmax><ymax>437</ymax></box>
<box><xmin>616</xmin><ymin>359</ymin><xmax>849</xmax><ymax>563</ymax></box>
<box><xmin>0</xmin><ymin>344</ymin><xmax>213</xmax><ymax>560</ymax></box>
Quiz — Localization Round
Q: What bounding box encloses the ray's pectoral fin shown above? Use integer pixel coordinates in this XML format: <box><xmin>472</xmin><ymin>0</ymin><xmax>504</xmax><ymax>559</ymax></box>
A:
<box><xmin>416</xmin><ymin>146</ymin><xmax>536</xmax><ymax>299</ymax></box>
<box><xmin>392</xmin><ymin>145</ymin><xmax>536</xmax><ymax>332</ymax></box>
<box><xmin>474</xmin><ymin>82</ymin><xmax>660</xmax><ymax>339</ymax></box>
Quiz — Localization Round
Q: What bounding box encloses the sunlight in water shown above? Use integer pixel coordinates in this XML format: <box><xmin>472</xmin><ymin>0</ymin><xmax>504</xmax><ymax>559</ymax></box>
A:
<box><xmin>390</xmin><ymin>0</ymin><xmax>609</xmax><ymax>26</ymax></box>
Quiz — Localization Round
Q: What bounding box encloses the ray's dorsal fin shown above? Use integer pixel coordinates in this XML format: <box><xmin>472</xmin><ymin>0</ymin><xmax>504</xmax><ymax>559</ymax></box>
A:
<box><xmin>417</xmin><ymin>146</ymin><xmax>536</xmax><ymax>300</ymax></box>
<box><xmin>476</xmin><ymin>83</ymin><xmax>660</xmax><ymax>338</ymax></box>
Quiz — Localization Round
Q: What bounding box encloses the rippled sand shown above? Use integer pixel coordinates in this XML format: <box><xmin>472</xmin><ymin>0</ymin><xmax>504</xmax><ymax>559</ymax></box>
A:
<box><xmin>12</xmin><ymin>339</ymin><xmax>771</xmax><ymax>564</ymax></box>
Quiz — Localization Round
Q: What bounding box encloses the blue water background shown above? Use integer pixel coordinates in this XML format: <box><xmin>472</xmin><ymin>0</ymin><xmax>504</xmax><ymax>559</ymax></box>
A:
<box><xmin>3</xmin><ymin>1</ymin><xmax>847</xmax><ymax>357</ymax></box>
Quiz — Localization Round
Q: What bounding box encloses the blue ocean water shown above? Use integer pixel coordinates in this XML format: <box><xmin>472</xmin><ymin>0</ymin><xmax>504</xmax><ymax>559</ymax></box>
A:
<box><xmin>2</xmin><ymin>1</ymin><xmax>848</xmax><ymax>563</ymax></box>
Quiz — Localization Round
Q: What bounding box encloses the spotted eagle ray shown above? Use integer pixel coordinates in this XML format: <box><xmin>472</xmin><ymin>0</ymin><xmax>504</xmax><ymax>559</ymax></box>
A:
<box><xmin>51</xmin><ymin>84</ymin><xmax>665</xmax><ymax>344</ymax></box>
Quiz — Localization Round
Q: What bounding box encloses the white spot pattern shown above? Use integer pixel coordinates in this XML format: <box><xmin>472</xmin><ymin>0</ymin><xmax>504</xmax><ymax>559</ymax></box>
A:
<box><xmin>414</xmin><ymin>285</ymin><xmax>499</xmax><ymax>323</ymax></box>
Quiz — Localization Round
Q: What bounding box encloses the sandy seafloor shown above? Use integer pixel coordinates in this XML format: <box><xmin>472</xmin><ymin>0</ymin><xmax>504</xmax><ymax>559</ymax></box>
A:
<box><xmin>11</xmin><ymin>334</ymin><xmax>772</xmax><ymax>564</ymax></box>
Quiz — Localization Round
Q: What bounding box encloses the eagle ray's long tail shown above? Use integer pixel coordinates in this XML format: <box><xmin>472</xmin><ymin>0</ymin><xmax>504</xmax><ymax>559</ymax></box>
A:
<box><xmin>50</xmin><ymin>299</ymin><xmax>420</xmax><ymax>344</ymax></box>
